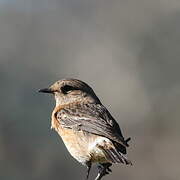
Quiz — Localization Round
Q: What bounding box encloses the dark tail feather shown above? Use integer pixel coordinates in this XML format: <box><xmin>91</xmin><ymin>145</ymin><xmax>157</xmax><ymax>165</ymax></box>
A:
<box><xmin>102</xmin><ymin>149</ymin><xmax>117</xmax><ymax>163</ymax></box>
<box><xmin>99</xmin><ymin>146</ymin><xmax>132</xmax><ymax>165</ymax></box>
<box><xmin>125</xmin><ymin>137</ymin><xmax>131</xmax><ymax>144</ymax></box>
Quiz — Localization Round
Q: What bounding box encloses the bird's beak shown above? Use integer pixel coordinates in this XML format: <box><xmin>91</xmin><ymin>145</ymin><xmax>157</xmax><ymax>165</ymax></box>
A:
<box><xmin>38</xmin><ymin>88</ymin><xmax>54</xmax><ymax>94</ymax></box>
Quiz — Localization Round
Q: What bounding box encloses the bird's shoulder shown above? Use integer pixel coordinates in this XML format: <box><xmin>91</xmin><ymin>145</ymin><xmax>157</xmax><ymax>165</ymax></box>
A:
<box><xmin>55</xmin><ymin>102</ymin><xmax>115</xmax><ymax>126</ymax></box>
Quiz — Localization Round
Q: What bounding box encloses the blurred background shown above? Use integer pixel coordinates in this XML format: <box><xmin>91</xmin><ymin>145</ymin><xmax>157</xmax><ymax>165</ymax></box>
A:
<box><xmin>0</xmin><ymin>0</ymin><xmax>180</xmax><ymax>180</ymax></box>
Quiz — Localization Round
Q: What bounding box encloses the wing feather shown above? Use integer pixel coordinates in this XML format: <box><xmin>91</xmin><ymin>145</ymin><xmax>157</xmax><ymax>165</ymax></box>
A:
<box><xmin>57</xmin><ymin>103</ymin><xmax>130</xmax><ymax>148</ymax></box>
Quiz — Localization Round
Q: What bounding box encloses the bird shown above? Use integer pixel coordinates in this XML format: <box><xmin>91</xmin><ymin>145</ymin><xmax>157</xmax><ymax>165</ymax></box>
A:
<box><xmin>39</xmin><ymin>78</ymin><xmax>132</xmax><ymax>180</ymax></box>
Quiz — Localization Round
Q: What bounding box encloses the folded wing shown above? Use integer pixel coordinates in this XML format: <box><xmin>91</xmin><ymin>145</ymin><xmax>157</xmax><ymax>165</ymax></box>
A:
<box><xmin>56</xmin><ymin>103</ymin><xmax>130</xmax><ymax>149</ymax></box>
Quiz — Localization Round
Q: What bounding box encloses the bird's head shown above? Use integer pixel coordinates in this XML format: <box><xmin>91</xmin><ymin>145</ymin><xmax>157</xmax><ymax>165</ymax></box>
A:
<box><xmin>39</xmin><ymin>79</ymin><xmax>100</xmax><ymax>106</ymax></box>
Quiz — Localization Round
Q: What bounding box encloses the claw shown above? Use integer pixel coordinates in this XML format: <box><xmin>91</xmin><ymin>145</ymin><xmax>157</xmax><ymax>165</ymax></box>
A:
<box><xmin>95</xmin><ymin>163</ymin><xmax>112</xmax><ymax>180</ymax></box>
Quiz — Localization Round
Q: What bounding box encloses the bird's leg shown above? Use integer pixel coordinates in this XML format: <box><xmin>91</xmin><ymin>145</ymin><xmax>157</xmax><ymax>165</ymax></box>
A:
<box><xmin>86</xmin><ymin>161</ymin><xmax>92</xmax><ymax>180</ymax></box>
<box><xmin>95</xmin><ymin>163</ymin><xmax>112</xmax><ymax>180</ymax></box>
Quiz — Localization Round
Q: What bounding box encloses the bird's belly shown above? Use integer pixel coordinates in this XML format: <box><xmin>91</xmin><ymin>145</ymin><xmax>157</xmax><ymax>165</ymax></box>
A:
<box><xmin>56</xmin><ymin>126</ymin><xmax>108</xmax><ymax>164</ymax></box>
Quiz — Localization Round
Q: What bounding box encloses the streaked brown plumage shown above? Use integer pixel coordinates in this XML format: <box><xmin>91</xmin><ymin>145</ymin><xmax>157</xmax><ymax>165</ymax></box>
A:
<box><xmin>39</xmin><ymin>78</ymin><xmax>132</xmax><ymax>180</ymax></box>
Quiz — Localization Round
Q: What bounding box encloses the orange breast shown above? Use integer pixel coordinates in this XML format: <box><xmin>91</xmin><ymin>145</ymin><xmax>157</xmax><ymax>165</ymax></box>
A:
<box><xmin>51</xmin><ymin>106</ymin><xmax>91</xmax><ymax>164</ymax></box>
<box><xmin>51</xmin><ymin>105</ymin><xmax>108</xmax><ymax>164</ymax></box>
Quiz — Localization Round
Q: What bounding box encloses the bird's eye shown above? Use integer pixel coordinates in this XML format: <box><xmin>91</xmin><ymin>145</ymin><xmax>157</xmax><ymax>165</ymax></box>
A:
<box><xmin>61</xmin><ymin>85</ymin><xmax>77</xmax><ymax>94</ymax></box>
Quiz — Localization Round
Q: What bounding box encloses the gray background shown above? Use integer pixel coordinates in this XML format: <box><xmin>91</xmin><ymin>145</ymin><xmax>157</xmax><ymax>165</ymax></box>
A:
<box><xmin>0</xmin><ymin>0</ymin><xmax>180</xmax><ymax>180</ymax></box>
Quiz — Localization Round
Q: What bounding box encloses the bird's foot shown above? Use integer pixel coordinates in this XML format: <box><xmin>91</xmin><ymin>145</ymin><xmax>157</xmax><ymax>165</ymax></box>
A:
<box><xmin>95</xmin><ymin>163</ymin><xmax>112</xmax><ymax>180</ymax></box>
<box><xmin>85</xmin><ymin>161</ymin><xmax>92</xmax><ymax>180</ymax></box>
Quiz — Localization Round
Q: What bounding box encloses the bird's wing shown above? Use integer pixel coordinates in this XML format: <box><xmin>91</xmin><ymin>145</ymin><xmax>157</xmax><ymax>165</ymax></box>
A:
<box><xmin>56</xmin><ymin>103</ymin><xmax>130</xmax><ymax>148</ymax></box>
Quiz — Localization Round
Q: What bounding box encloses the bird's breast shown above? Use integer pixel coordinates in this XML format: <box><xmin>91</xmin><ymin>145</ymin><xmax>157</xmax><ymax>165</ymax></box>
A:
<box><xmin>51</xmin><ymin>107</ymin><xmax>110</xmax><ymax>164</ymax></box>
<box><xmin>51</xmin><ymin>115</ymin><xmax>89</xmax><ymax>163</ymax></box>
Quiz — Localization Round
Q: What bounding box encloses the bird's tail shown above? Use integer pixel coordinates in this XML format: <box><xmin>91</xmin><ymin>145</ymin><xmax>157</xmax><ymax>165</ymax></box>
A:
<box><xmin>98</xmin><ymin>145</ymin><xmax>132</xmax><ymax>165</ymax></box>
